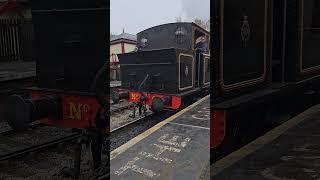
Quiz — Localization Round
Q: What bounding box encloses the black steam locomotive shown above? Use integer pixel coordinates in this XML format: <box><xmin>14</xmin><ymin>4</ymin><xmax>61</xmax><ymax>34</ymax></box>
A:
<box><xmin>115</xmin><ymin>22</ymin><xmax>210</xmax><ymax>113</ymax></box>
<box><xmin>211</xmin><ymin>0</ymin><xmax>320</xmax><ymax>154</ymax></box>
<box><xmin>4</xmin><ymin>0</ymin><xmax>109</xmax><ymax>177</ymax></box>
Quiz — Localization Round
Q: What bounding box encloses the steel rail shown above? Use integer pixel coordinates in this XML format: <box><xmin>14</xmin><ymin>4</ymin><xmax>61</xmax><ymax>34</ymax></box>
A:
<box><xmin>0</xmin><ymin>133</ymin><xmax>81</xmax><ymax>162</ymax></box>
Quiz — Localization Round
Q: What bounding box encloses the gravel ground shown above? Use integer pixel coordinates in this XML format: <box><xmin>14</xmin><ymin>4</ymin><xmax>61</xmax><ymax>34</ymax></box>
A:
<box><xmin>0</xmin><ymin>125</ymin><xmax>108</xmax><ymax>180</ymax></box>
<box><xmin>0</xmin><ymin>126</ymin><xmax>76</xmax><ymax>158</ymax></box>
<box><xmin>0</xmin><ymin>142</ymin><xmax>109</xmax><ymax>180</ymax></box>
<box><xmin>0</xmin><ymin>98</ymin><xmax>174</xmax><ymax>179</ymax></box>
<box><xmin>0</xmin><ymin>122</ymin><xmax>10</xmax><ymax>132</ymax></box>
<box><xmin>110</xmin><ymin>100</ymin><xmax>130</xmax><ymax>110</ymax></box>
<box><xmin>110</xmin><ymin>107</ymin><xmax>152</xmax><ymax>131</ymax></box>
<box><xmin>0</xmin><ymin>99</ymin><xmax>6</xmax><ymax>123</ymax></box>
<box><xmin>110</xmin><ymin>109</ymin><xmax>134</xmax><ymax>130</ymax></box>
<box><xmin>1</xmin><ymin>126</ymin><xmax>73</xmax><ymax>146</ymax></box>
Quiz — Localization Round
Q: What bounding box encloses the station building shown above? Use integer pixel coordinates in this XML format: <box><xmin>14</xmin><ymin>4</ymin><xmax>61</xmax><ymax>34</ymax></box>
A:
<box><xmin>110</xmin><ymin>30</ymin><xmax>137</xmax><ymax>81</ymax></box>
<box><xmin>0</xmin><ymin>0</ymin><xmax>33</xmax><ymax>62</ymax></box>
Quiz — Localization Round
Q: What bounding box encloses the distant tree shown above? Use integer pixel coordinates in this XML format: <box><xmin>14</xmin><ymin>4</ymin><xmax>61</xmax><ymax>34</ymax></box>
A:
<box><xmin>205</xmin><ymin>19</ymin><xmax>210</xmax><ymax>31</ymax></box>
<box><xmin>194</xmin><ymin>18</ymin><xmax>210</xmax><ymax>31</ymax></box>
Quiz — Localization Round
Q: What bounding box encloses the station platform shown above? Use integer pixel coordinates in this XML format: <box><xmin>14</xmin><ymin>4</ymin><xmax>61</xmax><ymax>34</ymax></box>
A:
<box><xmin>110</xmin><ymin>95</ymin><xmax>210</xmax><ymax>180</ymax></box>
<box><xmin>0</xmin><ymin>61</ymin><xmax>36</xmax><ymax>82</ymax></box>
<box><xmin>211</xmin><ymin>104</ymin><xmax>320</xmax><ymax>180</ymax></box>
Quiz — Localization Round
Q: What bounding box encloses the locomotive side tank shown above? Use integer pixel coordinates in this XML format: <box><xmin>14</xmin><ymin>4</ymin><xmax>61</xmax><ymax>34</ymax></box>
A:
<box><xmin>211</xmin><ymin>0</ymin><xmax>320</xmax><ymax>154</ymax></box>
<box><xmin>212</xmin><ymin>0</ymin><xmax>273</xmax><ymax>101</ymax></box>
<box><xmin>283</xmin><ymin>0</ymin><xmax>320</xmax><ymax>82</ymax></box>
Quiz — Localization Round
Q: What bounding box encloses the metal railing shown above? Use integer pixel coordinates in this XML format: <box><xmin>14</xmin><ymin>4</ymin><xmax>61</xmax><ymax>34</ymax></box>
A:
<box><xmin>0</xmin><ymin>18</ymin><xmax>33</xmax><ymax>62</ymax></box>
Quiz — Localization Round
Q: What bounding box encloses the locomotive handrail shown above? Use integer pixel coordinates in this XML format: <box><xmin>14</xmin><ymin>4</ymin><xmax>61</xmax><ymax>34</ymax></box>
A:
<box><xmin>138</xmin><ymin>74</ymin><xmax>150</xmax><ymax>92</ymax></box>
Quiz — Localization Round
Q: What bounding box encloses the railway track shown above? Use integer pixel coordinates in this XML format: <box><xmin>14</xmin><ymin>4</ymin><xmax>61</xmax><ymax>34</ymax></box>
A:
<box><xmin>111</xmin><ymin>111</ymin><xmax>154</xmax><ymax>133</ymax></box>
<box><xmin>110</xmin><ymin>102</ymin><xmax>131</xmax><ymax>113</ymax></box>
<box><xmin>0</xmin><ymin>77</ymin><xmax>35</xmax><ymax>97</ymax></box>
<box><xmin>0</xmin><ymin>123</ymin><xmax>81</xmax><ymax>163</ymax></box>
<box><xmin>0</xmin><ymin>100</ymin><xmax>128</xmax><ymax>163</ymax></box>
<box><xmin>110</xmin><ymin>109</ymin><xmax>176</xmax><ymax>151</ymax></box>
<box><xmin>0</xmin><ymin>76</ymin><xmax>35</xmax><ymax>123</ymax></box>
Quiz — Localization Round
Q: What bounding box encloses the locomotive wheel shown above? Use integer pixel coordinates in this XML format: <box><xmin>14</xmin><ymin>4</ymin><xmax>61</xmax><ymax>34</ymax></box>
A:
<box><xmin>151</xmin><ymin>97</ymin><xmax>165</xmax><ymax>112</ymax></box>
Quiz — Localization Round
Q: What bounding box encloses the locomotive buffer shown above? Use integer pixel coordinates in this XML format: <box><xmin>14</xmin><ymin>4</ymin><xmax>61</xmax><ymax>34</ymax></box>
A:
<box><xmin>110</xmin><ymin>95</ymin><xmax>210</xmax><ymax>180</ymax></box>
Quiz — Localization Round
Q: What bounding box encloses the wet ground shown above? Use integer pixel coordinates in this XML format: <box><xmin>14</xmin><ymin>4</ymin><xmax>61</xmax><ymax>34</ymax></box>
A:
<box><xmin>110</xmin><ymin>96</ymin><xmax>210</xmax><ymax>180</ymax></box>
<box><xmin>212</xmin><ymin>105</ymin><xmax>320</xmax><ymax>180</ymax></box>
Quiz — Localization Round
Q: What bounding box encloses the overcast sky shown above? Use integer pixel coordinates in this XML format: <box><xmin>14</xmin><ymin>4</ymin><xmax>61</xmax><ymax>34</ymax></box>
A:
<box><xmin>110</xmin><ymin>0</ymin><xmax>210</xmax><ymax>35</ymax></box>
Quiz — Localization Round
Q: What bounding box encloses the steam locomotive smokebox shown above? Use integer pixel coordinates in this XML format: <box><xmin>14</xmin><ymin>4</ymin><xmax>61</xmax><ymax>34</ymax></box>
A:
<box><xmin>283</xmin><ymin>0</ymin><xmax>320</xmax><ymax>82</ymax></box>
<box><xmin>213</xmin><ymin>0</ymin><xmax>273</xmax><ymax>97</ymax></box>
<box><xmin>31</xmin><ymin>0</ymin><xmax>108</xmax><ymax>92</ymax></box>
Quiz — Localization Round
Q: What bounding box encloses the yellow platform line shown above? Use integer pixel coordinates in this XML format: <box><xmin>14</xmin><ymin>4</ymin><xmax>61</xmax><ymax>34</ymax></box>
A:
<box><xmin>110</xmin><ymin>95</ymin><xmax>210</xmax><ymax>160</ymax></box>
<box><xmin>211</xmin><ymin>104</ymin><xmax>320</xmax><ymax>176</ymax></box>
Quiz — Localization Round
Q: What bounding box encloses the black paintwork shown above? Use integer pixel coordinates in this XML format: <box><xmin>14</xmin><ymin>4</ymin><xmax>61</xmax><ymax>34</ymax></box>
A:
<box><xmin>119</xmin><ymin>48</ymin><xmax>195</xmax><ymax>95</ymax></box>
<box><xmin>179</xmin><ymin>54</ymin><xmax>194</xmax><ymax>90</ymax></box>
<box><xmin>120</xmin><ymin>22</ymin><xmax>210</xmax><ymax>96</ymax></box>
<box><xmin>31</xmin><ymin>1</ymin><xmax>108</xmax><ymax>92</ymax></box>
<box><xmin>213</xmin><ymin>0</ymin><xmax>273</xmax><ymax>100</ymax></box>
<box><xmin>199</xmin><ymin>54</ymin><xmax>210</xmax><ymax>87</ymax></box>
<box><xmin>222</xmin><ymin>0</ymin><xmax>267</xmax><ymax>85</ymax></box>
<box><xmin>137</xmin><ymin>23</ymin><xmax>209</xmax><ymax>52</ymax></box>
<box><xmin>213</xmin><ymin>0</ymin><xmax>320</xmax><ymax>102</ymax></box>
<box><xmin>284</xmin><ymin>0</ymin><xmax>320</xmax><ymax>82</ymax></box>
